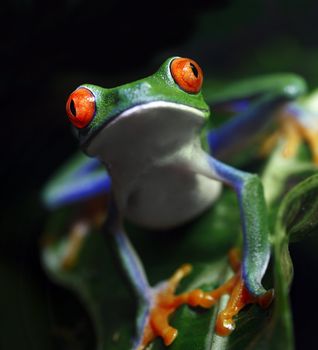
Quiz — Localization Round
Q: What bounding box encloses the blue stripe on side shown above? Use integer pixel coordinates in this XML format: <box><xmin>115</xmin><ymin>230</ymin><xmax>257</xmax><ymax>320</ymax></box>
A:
<box><xmin>207</xmin><ymin>95</ymin><xmax>284</xmax><ymax>157</ymax></box>
<box><xmin>44</xmin><ymin>171</ymin><xmax>111</xmax><ymax>209</ymax></box>
<box><xmin>73</xmin><ymin>157</ymin><xmax>102</xmax><ymax>177</ymax></box>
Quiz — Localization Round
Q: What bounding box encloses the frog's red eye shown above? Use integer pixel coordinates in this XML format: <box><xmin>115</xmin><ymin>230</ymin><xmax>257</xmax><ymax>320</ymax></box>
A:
<box><xmin>170</xmin><ymin>58</ymin><xmax>203</xmax><ymax>94</ymax></box>
<box><xmin>66</xmin><ymin>87</ymin><xmax>96</xmax><ymax>128</ymax></box>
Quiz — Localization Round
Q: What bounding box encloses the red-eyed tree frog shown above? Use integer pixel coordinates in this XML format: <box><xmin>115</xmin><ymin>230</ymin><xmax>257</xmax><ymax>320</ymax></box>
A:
<box><xmin>42</xmin><ymin>57</ymin><xmax>308</xmax><ymax>349</ymax></box>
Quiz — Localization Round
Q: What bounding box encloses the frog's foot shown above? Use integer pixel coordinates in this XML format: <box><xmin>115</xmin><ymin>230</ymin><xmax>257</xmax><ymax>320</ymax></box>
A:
<box><xmin>279</xmin><ymin>114</ymin><xmax>318</xmax><ymax>164</ymax></box>
<box><xmin>60</xmin><ymin>198</ymin><xmax>107</xmax><ymax>270</ymax></box>
<box><xmin>41</xmin><ymin>220</ymin><xmax>90</xmax><ymax>271</ymax></box>
<box><xmin>260</xmin><ymin>112</ymin><xmax>318</xmax><ymax>164</ymax></box>
<box><xmin>214</xmin><ymin>248</ymin><xmax>274</xmax><ymax>336</ymax></box>
<box><xmin>60</xmin><ymin>220</ymin><xmax>90</xmax><ymax>270</ymax></box>
<box><xmin>214</xmin><ymin>273</ymin><xmax>274</xmax><ymax>336</ymax></box>
<box><xmin>137</xmin><ymin>264</ymin><xmax>215</xmax><ymax>349</ymax></box>
<box><xmin>137</xmin><ymin>250</ymin><xmax>273</xmax><ymax>349</ymax></box>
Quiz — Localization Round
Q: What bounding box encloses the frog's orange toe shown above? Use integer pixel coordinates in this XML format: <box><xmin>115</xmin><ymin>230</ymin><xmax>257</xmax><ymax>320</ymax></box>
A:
<box><xmin>261</xmin><ymin>112</ymin><xmax>318</xmax><ymax>165</ymax></box>
<box><xmin>187</xmin><ymin>289</ymin><xmax>216</xmax><ymax>308</ymax></box>
<box><xmin>214</xmin><ymin>273</ymin><xmax>274</xmax><ymax>337</ymax></box>
<box><xmin>139</xmin><ymin>264</ymin><xmax>215</xmax><ymax>349</ymax></box>
<box><xmin>162</xmin><ymin>327</ymin><xmax>178</xmax><ymax>346</ymax></box>
<box><xmin>138</xmin><ymin>250</ymin><xmax>273</xmax><ymax>348</ymax></box>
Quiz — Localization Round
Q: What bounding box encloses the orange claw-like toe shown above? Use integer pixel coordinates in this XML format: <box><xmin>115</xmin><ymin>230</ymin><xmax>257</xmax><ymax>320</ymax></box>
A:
<box><xmin>215</xmin><ymin>274</ymin><xmax>274</xmax><ymax>337</ymax></box>
<box><xmin>260</xmin><ymin>111</ymin><xmax>318</xmax><ymax>165</ymax></box>
<box><xmin>138</xmin><ymin>250</ymin><xmax>274</xmax><ymax>348</ymax></box>
<box><xmin>139</xmin><ymin>264</ymin><xmax>216</xmax><ymax>349</ymax></box>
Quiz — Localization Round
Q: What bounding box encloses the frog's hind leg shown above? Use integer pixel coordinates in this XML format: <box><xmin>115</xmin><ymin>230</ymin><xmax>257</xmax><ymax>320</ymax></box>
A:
<box><xmin>106</xmin><ymin>201</ymin><xmax>213</xmax><ymax>350</ymax></box>
<box><xmin>206</xmin><ymin>74</ymin><xmax>306</xmax><ymax>161</ymax></box>
<box><xmin>260</xmin><ymin>103</ymin><xmax>318</xmax><ymax>165</ymax></box>
<box><xmin>281</xmin><ymin>110</ymin><xmax>318</xmax><ymax>165</ymax></box>
<box><xmin>42</xmin><ymin>152</ymin><xmax>111</xmax><ymax>209</ymax></box>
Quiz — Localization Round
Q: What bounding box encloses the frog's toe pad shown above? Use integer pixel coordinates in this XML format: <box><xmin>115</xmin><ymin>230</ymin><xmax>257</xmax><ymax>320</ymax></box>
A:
<box><xmin>138</xmin><ymin>263</ymin><xmax>274</xmax><ymax>348</ymax></box>
<box><xmin>138</xmin><ymin>264</ymin><xmax>215</xmax><ymax>349</ymax></box>
<box><xmin>261</xmin><ymin>113</ymin><xmax>318</xmax><ymax>164</ymax></box>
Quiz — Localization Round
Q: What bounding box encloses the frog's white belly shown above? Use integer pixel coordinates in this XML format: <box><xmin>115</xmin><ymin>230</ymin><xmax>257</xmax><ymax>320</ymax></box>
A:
<box><xmin>124</xmin><ymin>165</ymin><xmax>222</xmax><ymax>229</ymax></box>
<box><xmin>85</xmin><ymin>101</ymin><xmax>222</xmax><ymax>229</ymax></box>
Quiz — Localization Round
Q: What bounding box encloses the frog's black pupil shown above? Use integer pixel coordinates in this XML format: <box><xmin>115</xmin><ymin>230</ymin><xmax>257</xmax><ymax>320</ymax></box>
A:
<box><xmin>70</xmin><ymin>99</ymin><xmax>76</xmax><ymax>116</ymax></box>
<box><xmin>190</xmin><ymin>63</ymin><xmax>199</xmax><ymax>78</ymax></box>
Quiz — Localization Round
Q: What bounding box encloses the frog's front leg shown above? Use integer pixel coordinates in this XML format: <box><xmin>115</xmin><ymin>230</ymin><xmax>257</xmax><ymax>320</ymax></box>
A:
<box><xmin>104</xmin><ymin>197</ymin><xmax>151</xmax><ymax>349</ymax></box>
<box><xmin>106</xmin><ymin>198</ymin><xmax>217</xmax><ymax>349</ymax></box>
<box><xmin>190</xmin><ymin>155</ymin><xmax>273</xmax><ymax>334</ymax></box>
<box><xmin>204</xmin><ymin>156</ymin><xmax>271</xmax><ymax>295</ymax></box>
<box><xmin>107</xmin><ymin>158</ymin><xmax>272</xmax><ymax>348</ymax></box>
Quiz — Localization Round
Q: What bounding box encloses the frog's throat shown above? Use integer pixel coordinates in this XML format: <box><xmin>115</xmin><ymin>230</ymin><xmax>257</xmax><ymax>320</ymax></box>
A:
<box><xmin>105</xmin><ymin>101</ymin><xmax>207</xmax><ymax>129</ymax></box>
<box><xmin>84</xmin><ymin>101</ymin><xmax>207</xmax><ymax>159</ymax></box>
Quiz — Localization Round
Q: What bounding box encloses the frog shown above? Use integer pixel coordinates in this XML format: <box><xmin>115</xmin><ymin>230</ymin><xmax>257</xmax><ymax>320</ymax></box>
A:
<box><xmin>43</xmin><ymin>57</ymin><xmax>308</xmax><ymax>349</ymax></box>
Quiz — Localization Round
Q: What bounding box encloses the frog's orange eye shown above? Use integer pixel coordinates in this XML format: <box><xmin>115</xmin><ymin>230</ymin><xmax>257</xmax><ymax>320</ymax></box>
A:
<box><xmin>170</xmin><ymin>58</ymin><xmax>203</xmax><ymax>94</ymax></box>
<box><xmin>66</xmin><ymin>87</ymin><xmax>96</xmax><ymax>128</ymax></box>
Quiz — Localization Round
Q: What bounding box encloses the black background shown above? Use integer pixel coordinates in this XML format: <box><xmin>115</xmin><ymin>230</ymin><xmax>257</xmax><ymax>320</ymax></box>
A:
<box><xmin>2</xmin><ymin>0</ymin><xmax>318</xmax><ymax>349</ymax></box>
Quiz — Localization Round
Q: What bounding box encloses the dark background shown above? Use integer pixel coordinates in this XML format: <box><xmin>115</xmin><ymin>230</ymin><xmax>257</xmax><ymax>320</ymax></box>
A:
<box><xmin>2</xmin><ymin>0</ymin><xmax>318</xmax><ymax>349</ymax></box>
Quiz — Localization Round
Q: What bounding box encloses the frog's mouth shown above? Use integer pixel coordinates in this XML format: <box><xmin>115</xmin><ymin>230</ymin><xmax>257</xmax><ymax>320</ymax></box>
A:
<box><xmin>84</xmin><ymin>101</ymin><xmax>207</xmax><ymax>159</ymax></box>
<box><xmin>104</xmin><ymin>101</ymin><xmax>206</xmax><ymax>129</ymax></box>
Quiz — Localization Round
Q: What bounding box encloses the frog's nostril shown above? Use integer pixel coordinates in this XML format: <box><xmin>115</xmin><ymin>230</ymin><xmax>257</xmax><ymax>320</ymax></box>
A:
<box><xmin>70</xmin><ymin>99</ymin><xmax>76</xmax><ymax>116</ymax></box>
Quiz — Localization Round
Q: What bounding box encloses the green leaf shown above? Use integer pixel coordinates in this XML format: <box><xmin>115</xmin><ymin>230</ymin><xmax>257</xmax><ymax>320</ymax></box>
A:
<box><xmin>41</xmin><ymin>168</ymin><xmax>318</xmax><ymax>350</ymax></box>
<box><xmin>275</xmin><ymin>173</ymin><xmax>318</xmax><ymax>243</ymax></box>
<box><xmin>41</xmin><ymin>188</ymin><xmax>288</xmax><ymax>350</ymax></box>
<box><xmin>265</xmin><ymin>173</ymin><xmax>318</xmax><ymax>350</ymax></box>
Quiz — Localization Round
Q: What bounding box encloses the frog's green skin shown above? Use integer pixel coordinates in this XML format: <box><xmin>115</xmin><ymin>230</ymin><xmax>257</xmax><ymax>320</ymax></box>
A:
<box><xmin>42</xmin><ymin>57</ymin><xmax>306</xmax><ymax>349</ymax></box>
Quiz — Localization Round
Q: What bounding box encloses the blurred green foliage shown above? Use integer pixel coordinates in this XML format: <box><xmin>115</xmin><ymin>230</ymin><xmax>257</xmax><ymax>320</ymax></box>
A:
<box><xmin>3</xmin><ymin>1</ymin><xmax>318</xmax><ymax>349</ymax></box>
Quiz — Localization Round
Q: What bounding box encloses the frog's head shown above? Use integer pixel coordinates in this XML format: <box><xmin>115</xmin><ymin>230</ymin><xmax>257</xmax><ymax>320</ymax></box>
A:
<box><xmin>65</xmin><ymin>57</ymin><xmax>209</xmax><ymax>161</ymax></box>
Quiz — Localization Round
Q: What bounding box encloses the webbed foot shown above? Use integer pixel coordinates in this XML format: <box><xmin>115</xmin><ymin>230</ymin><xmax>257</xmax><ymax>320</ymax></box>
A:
<box><xmin>137</xmin><ymin>264</ymin><xmax>215</xmax><ymax>349</ymax></box>
<box><xmin>137</xmin><ymin>249</ymin><xmax>273</xmax><ymax>349</ymax></box>
<box><xmin>213</xmin><ymin>248</ymin><xmax>274</xmax><ymax>336</ymax></box>
<box><xmin>214</xmin><ymin>273</ymin><xmax>274</xmax><ymax>336</ymax></box>
<box><xmin>42</xmin><ymin>197</ymin><xmax>107</xmax><ymax>271</ymax></box>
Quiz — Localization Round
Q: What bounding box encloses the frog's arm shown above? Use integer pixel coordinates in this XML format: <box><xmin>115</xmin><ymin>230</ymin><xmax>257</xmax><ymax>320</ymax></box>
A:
<box><xmin>105</xmin><ymin>198</ymin><xmax>150</xmax><ymax>298</ymax></box>
<box><xmin>203</xmin><ymin>154</ymin><xmax>270</xmax><ymax>296</ymax></box>
<box><xmin>205</xmin><ymin>74</ymin><xmax>307</xmax><ymax>160</ymax></box>
<box><xmin>103</xmin><ymin>197</ymin><xmax>151</xmax><ymax>348</ymax></box>
<box><xmin>42</xmin><ymin>152</ymin><xmax>111</xmax><ymax>209</ymax></box>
